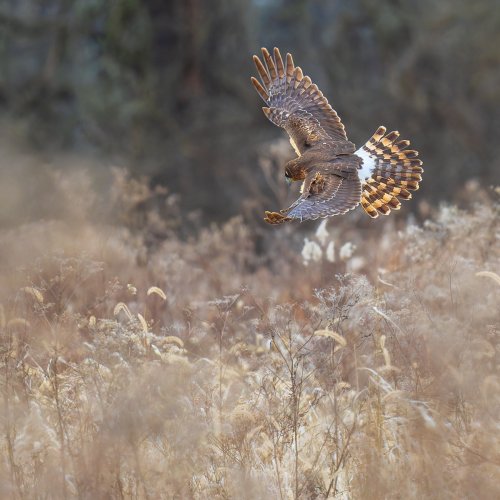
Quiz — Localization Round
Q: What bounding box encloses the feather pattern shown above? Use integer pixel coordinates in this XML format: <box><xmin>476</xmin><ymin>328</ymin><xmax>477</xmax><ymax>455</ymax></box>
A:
<box><xmin>251</xmin><ymin>48</ymin><xmax>424</xmax><ymax>224</ymax></box>
<box><xmin>356</xmin><ymin>126</ymin><xmax>424</xmax><ymax>218</ymax></box>
<box><xmin>264</xmin><ymin>164</ymin><xmax>361</xmax><ymax>225</ymax></box>
<box><xmin>252</xmin><ymin>47</ymin><xmax>350</xmax><ymax>154</ymax></box>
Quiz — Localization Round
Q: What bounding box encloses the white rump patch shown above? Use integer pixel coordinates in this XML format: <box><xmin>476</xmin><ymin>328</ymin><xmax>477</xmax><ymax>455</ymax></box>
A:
<box><xmin>356</xmin><ymin>148</ymin><xmax>377</xmax><ymax>181</ymax></box>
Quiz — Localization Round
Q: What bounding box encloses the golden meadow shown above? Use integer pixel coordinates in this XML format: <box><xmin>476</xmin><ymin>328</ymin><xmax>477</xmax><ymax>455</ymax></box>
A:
<box><xmin>0</xmin><ymin>159</ymin><xmax>498</xmax><ymax>499</ymax></box>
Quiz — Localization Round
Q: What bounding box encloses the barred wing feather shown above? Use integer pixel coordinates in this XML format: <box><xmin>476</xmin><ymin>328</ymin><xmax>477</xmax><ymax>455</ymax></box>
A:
<box><xmin>251</xmin><ymin>47</ymin><xmax>350</xmax><ymax>155</ymax></box>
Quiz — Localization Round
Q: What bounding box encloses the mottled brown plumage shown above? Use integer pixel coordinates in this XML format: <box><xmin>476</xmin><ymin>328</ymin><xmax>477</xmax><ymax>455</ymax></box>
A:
<box><xmin>251</xmin><ymin>47</ymin><xmax>424</xmax><ymax>224</ymax></box>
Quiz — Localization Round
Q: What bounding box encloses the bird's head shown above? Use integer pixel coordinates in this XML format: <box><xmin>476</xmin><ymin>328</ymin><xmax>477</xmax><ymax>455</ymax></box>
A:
<box><xmin>284</xmin><ymin>158</ymin><xmax>308</xmax><ymax>182</ymax></box>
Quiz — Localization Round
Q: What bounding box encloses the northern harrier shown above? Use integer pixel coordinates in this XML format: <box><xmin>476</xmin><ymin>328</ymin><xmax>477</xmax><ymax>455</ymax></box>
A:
<box><xmin>251</xmin><ymin>48</ymin><xmax>423</xmax><ymax>224</ymax></box>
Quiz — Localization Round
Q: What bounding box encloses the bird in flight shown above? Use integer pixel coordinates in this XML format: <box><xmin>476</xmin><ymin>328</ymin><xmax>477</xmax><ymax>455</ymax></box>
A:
<box><xmin>251</xmin><ymin>48</ymin><xmax>423</xmax><ymax>224</ymax></box>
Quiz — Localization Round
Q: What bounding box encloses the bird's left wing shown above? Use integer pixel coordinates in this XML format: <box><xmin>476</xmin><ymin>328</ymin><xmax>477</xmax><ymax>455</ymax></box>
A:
<box><xmin>264</xmin><ymin>170</ymin><xmax>361</xmax><ymax>224</ymax></box>
<box><xmin>251</xmin><ymin>47</ymin><xmax>351</xmax><ymax>155</ymax></box>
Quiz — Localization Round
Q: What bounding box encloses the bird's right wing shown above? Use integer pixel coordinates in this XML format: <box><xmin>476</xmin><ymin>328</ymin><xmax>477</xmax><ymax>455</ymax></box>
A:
<box><xmin>251</xmin><ymin>47</ymin><xmax>352</xmax><ymax>156</ymax></box>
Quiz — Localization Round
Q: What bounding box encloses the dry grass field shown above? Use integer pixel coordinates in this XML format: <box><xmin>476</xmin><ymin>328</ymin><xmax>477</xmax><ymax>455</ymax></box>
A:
<box><xmin>0</xmin><ymin>168</ymin><xmax>499</xmax><ymax>499</ymax></box>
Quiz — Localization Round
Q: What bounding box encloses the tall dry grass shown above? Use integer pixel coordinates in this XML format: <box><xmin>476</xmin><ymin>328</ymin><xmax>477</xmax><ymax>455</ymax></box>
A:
<box><xmin>0</xmin><ymin>168</ymin><xmax>498</xmax><ymax>499</ymax></box>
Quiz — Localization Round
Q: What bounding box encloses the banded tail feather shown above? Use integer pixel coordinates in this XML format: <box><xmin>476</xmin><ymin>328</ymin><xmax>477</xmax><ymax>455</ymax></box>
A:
<box><xmin>356</xmin><ymin>126</ymin><xmax>423</xmax><ymax>218</ymax></box>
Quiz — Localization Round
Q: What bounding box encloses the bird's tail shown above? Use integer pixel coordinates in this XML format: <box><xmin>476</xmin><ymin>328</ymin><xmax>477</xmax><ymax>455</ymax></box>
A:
<box><xmin>356</xmin><ymin>126</ymin><xmax>423</xmax><ymax>218</ymax></box>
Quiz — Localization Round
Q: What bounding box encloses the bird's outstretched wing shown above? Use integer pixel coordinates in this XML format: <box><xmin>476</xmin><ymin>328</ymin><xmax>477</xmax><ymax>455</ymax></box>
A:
<box><xmin>251</xmin><ymin>47</ymin><xmax>351</xmax><ymax>155</ymax></box>
<box><xmin>264</xmin><ymin>169</ymin><xmax>361</xmax><ymax>224</ymax></box>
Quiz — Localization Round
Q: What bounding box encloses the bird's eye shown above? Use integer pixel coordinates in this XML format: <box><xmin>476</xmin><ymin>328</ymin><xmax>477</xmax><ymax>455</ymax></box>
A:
<box><xmin>285</xmin><ymin>169</ymin><xmax>291</xmax><ymax>178</ymax></box>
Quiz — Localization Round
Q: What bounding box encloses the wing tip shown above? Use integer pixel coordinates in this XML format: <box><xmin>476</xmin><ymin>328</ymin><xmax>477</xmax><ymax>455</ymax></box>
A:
<box><xmin>251</xmin><ymin>76</ymin><xmax>269</xmax><ymax>100</ymax></box>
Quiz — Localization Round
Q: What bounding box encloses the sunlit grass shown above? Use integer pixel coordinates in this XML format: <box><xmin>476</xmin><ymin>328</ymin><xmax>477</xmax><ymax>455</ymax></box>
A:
<box><xmin>0</xmin><ymin>171</ymin><xmax>498</xmax><ymax>499</ymax></box>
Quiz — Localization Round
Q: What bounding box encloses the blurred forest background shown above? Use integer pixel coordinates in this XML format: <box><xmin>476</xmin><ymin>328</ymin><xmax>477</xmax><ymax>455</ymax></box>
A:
<box><xmin>0</xmin><ymin>0</ymin><xmax>499</xmax><ymax>228</ymax></box>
